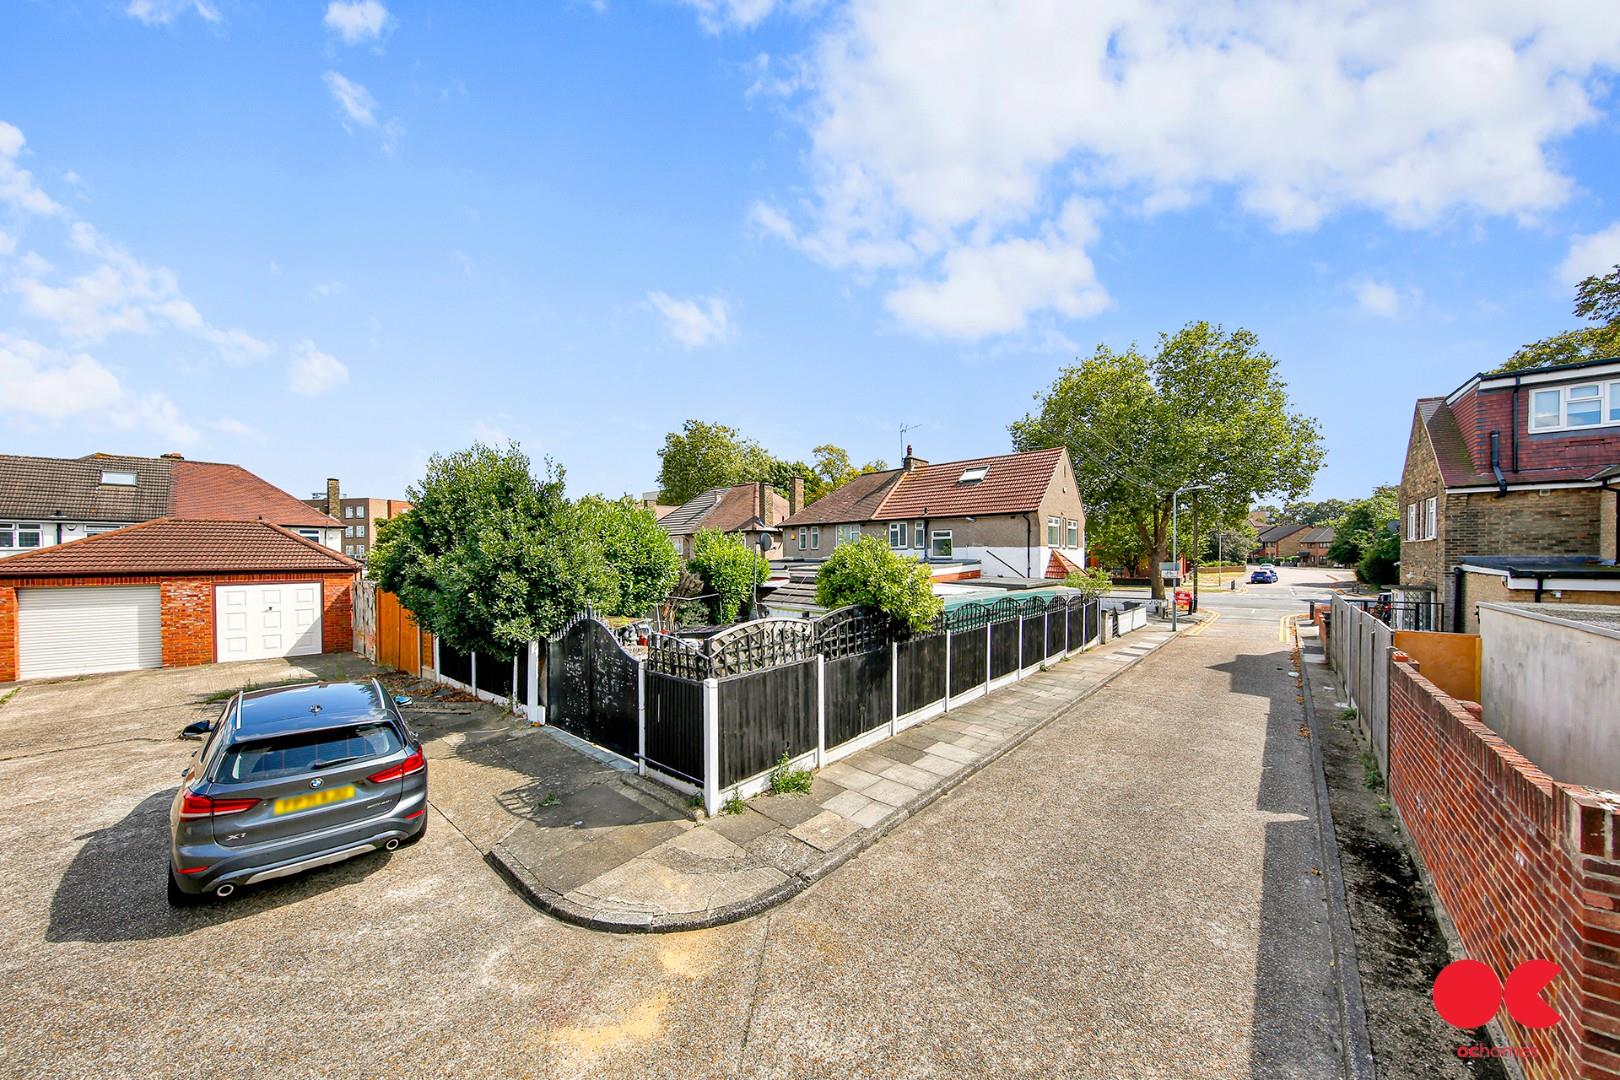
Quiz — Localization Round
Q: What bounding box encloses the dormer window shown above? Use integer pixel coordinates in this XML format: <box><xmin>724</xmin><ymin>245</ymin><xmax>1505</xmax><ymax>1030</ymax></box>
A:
<box><xmin>100</xmin><ymin>470</ymin><xmax>137</xmax><ymax>486</ymax></box>
<box><xmin>958</xmin><ymin>466</ymin><xmax>989</xmax><ymax>484</ymax></box>
<box><xmin>1530</xmin><ymin>380</ymin><xmax>1620</xmax><ymax>432</ymax></box>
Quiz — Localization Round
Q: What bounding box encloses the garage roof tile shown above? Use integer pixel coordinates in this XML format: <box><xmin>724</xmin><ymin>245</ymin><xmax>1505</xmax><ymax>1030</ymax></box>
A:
<box><xmin>0</xmin><ymin>519</ymin><xmax>360</xmax><ymax>577</ymax></box>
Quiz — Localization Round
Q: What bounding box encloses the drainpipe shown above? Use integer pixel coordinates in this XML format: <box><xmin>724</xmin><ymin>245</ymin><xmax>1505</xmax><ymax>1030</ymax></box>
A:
<box><xmin>1489</xmin><ymin>431</ymin><xmax>1507</xmax><ymax>497</ymax></box>
<box><xmin>1511</xmin><ymin>374</ymin><xmax>1521</xmax><ymax>474</ymax></box>
<box><xmin>1533</xmin><ymin>573</ymin><xmax>1546</xmax><ymax>605</ymax></box>
<box><xmin>1452</xmin><ymin>565</ymin><xmax>1465</xmax><ymax>633</ymax></box>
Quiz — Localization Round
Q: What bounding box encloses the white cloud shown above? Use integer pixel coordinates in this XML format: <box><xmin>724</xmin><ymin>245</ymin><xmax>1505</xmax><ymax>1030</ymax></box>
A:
<box><xmin>1353</xmin><ymin>279</ymin><xmax>1401</xmax><ymax>317</ymax></box>
<box><xmin>678</xmin><ymin>0</ymin><xmax>781</xmax><ymax>34</ymax></box>
<box><xmin>757</xmin><ymin>1</ymin><xmax>1620</xmax><ymax>339</ymax></box>
<box><xmin>0</xmin><ymin>121</ymin><xmax>62</xmax><ymax>215</ymax></box>
<box><xmin>324</xmin><ymin>0</ymin><xmax>391</xmax><ymax>44</ymax></box>
<box><xmin>211</xmin><ymin>417</ymin><xmax>267</xmax><ymax>442</ymax></box>
<box><xmin>0</xmin><ymin>332</ymin><xmax>197</xmax><ymax>443</ymax></box>
<box><xmin>647</xmin><ymin>291</ymin><xmax>734</xmax><ymax>348</ymax></box>
<box><xmin>886</xmin><ymin>200</ymin><xmax>1109</xmax><ymax>338</ymax></box>
<box><xmin>289</xmin><ymin>340</ymin><xmax>350</xmax><ymax>395</ymax></box>
<box><xmin>0</xmin><ymin>230</ymin><xmax>15</xmax><ymax>256</ymax></box>
<box><xmin>322</xmin><ymin>71</ymin><xmax>403</xmax><ymax>151</ymax></box>
<box><xmin>6</xmin><ymin>221</ymin><xmax>271</xmax><ymax>357</ymax></box>
<box><xmin>1558</xmin><ymin>222</ymin><xmax>1620</xmax><ymax>286</ymax></box>
<box><xmin>125</xmin><ymin>0</ymin><xmax>220</xmax><ymax>25</ymax></box>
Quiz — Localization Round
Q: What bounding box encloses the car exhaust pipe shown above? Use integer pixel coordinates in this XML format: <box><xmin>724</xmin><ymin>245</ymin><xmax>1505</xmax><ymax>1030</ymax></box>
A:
<box><xmin>384</xmin><ymin>838</ymin><xmax>401</xmax><ymax>851</ymax></box>
<box><xmin>214</xmin><ymin>883</ymin><xmax>236</xmax><ymax>899</ymax></box>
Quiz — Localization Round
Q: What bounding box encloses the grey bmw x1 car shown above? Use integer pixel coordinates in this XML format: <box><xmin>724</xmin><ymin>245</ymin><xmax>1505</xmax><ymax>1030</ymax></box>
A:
<box><xmin>168</xmin><ymin>679</ymin><xmax>427</xmax><ymax>905</ymax></box>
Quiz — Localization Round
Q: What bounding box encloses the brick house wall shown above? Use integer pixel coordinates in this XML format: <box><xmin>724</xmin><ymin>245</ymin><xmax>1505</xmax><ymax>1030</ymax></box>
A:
<box><xmin>1388</xmin><ymin>653</ymin><xmax>1620</xmax><ymax>1079</ymax></box>
<box><xmin>0</xmin><ymin>572</ymin><xmax>355</xmax><ymax>682</ymax></box>
<box><xmin>1455</xmin><ymin>570</ymin><xmax>1620</xmax><ymax>633</ymax></box>
<box><xmin>1399</xmin><ymin>411</ymin><xmax>1446</xmax><ymax>592</ymax></box>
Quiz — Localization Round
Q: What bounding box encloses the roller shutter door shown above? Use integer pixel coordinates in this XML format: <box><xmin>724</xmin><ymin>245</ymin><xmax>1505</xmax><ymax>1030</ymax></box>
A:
<box><xmin>17</xmin><ymin>586</ymin><xmax>163</xmax><ymax>680</ymax></box>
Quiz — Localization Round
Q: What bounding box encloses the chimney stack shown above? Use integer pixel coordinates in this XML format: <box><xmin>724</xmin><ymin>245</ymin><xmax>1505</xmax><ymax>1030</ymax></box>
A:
<box><xmin>326</xmin><ymin>478</ymin><xmax>341</xmax><ymax>517</ymax></box>
<box><xmin>757</xmin><ymin>480</ymin><xmax>770</xmax><ymax>523</ymax></box>
<box><xmin>789</xmin><ymin>476</ymin><xmax>804</xmax><ymax>517</ymax></box>
<box><xmin>903</xmin><ymin>445</ymin><xmax>928</xmax><ymax>473</ymax></box>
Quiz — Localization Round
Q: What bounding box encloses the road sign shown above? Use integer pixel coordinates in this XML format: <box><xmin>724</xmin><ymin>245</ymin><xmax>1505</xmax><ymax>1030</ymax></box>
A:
<box><xmin>1159</xmin><ymin>562</ymin><xmax>1179</xmax><ymax>575</ymax></box>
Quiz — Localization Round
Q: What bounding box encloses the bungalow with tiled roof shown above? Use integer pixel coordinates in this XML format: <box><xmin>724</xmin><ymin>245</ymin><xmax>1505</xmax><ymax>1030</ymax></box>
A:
<box><xmin>1399</xmin><ymin>356</ymin><xmax>1620</xmax><ymax>631</ymax></box>
<box><xmin>775</xmin><ymin>446</ymin><xmax>1085</xmax><ymax>580</ymax></box>
<box><xmin>0</xmin><ymin>519</ymin><xmax>359</xmax><ymax>682</ymax></box>
<box><xmin>658</xmin><ymin>481</ymin><xmax>792</xmax><ymax>560</ymax></box>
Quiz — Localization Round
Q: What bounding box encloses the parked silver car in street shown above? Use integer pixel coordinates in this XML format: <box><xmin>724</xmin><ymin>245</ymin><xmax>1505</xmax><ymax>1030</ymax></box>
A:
<box><xmin>168</xmin><ymin>679</ymin><xmax>427</xmax><ymax>905</ymax></box>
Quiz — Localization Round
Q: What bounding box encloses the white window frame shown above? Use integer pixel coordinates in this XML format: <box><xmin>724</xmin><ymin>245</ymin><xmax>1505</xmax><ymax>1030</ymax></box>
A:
<box><xmin>295</xmin><ymin>527</ymin><xmax>322</xmax><ymax>543</ymax></box>
<box><xmin>931</xmin><ymin>530</ymin><xmax>953</xmax><ymax>558</ymax></box>
<box><xmin>913</xmin><ymin>520</ymin><xmax>925</xmax><ymax>549</ymax></box>
<box><xmin>99</xmin><ymin>470</ymin><xmax>137</xmax><ymax>486</ymax></box>
<box><xmin>1066</xmin><ymin>519</ymin><xmax>1079</xmax><ymax>548</ymax></box>
<box><xmin>1529</xmin><ymin>379</ymin><xmax>1620</xmax><ymax>433</ymax></box>
<box><xmin>0</xmin><ymin>522</ymin><xmax>44</xmax><ymax>549</ymax></box>
<box><xmin>889</xmin><ymin>522</ymin><xmax>908</xmax><ymax>548</ymax></box>
<box><xmin>1046</xmin><ymin>516</ymin><xmax>1061</xmax><ymax>547</ymax></box>
<box><xmin>797</xmin><ymin>528</ymin><xmax>807</xmax><ymax>551</ymax></box>
<box><xmin>354</xmin><ymin>504</ymin><xmax>365</xmax><ymax>518</ymax></box>
<box><xmin>810</xmin><ymin>526</ymin><xmax>820</xmax><ymax>550</ymax></box>
<box><xmin>356</xmin><ymin>523</ymin><xmax>366</xmax><ymax>538</ymax></box>
<box><xmin>1406</xmin><ymin>503</ymin><xmax>1417</xmax><ymax>541</ymax></box>
<box><xmin>1423</xmin><ymin>497</ymin><xmax>1437</xmax><ymax>541</ymax></box>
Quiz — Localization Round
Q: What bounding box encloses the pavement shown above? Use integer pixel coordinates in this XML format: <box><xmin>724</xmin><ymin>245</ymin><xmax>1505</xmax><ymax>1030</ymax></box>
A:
<box><xmin>0</xmin><ymin>570</ymin><xmax>1361</xmax><ymax>1078</ymax></box>
<box><xmin>479</xmin><ymin>621</ymin><xmax>1178</xmax><ymax>931</ymax></box>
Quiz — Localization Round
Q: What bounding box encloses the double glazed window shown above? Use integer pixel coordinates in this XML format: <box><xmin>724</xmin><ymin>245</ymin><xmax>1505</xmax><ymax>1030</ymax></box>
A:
<box><xmin>1423</xmin><ymin>498</ymin><xmax>1437</xmax><ymax>541</ymax></box>
<box><xmin>1530</xmin><ymin>380</ymin><xmax>1620</xmax><ymax>432</ymax></box>
<box><xmin>931</xmin><ymin>530</ymin><xmax>953</xmax><ymax>557</ymax></box>
<box><xmin>889</xmin><ymin>522</ymin><xmax>909</xmax><ymax>548</ymax></box>
<box><xmin>0</xmin><ymin>522</ymin><xmax>42</xmax><ymax>549</ymax></box>
<box><xmin>913</xmin><ymin>520</ymin><xmax>925</xmax><ymax>548</ymax></box>
<box><xmin>1047</xmin><ymin>516</ymin><xmax>1061</xmax><ymax>546</ymax></box>
<box><xmin>1066</xmin><ymin>519</ymin><xmax>1079</xmax><ymax>548</ymax></box>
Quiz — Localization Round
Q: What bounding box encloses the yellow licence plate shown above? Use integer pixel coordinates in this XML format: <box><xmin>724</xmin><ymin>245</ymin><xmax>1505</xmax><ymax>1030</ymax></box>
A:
<box><xmin>273</xmin><ymin>786</ymin><xmax>356</xmax><ymax>815</ymax></box>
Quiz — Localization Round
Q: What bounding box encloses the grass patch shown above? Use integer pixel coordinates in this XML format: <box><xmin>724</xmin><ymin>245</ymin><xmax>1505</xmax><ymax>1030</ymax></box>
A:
<box><xmin>538</xmin><ymin>792</ymin><xmax>560</xmax><ymax>808</ymax></box>
<box><xmin>721</xmin><ymin>793</ymin><xmax>747</xmax><ymax>815</ymax></box>
<box><xmin>0</xmin><ymin>688</ymin><xmax>16</xmax><ymax>709</ymax></box>
<box><xmin>768</xmin><ymin>751</ymin><xmax>814</xmax><ymax>796</ymax></box>
<box><xmin>1361</xmin><ymin>747</ymin><xmax>1384</xmax><ymax>790</ymax></box>
<box><xmin>196</xmin><ymin>677</ymin><xmax>317</xmax><ymax>705</ymax></box>
<box><xmin>1339</xmin><ymin>706</ymin><xmax>1357</xmax><ymax>724</ymax></box>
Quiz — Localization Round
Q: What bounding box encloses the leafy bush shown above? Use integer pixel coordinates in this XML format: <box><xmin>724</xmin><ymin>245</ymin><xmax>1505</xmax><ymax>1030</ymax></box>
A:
<box><xmin>574</xmin><ymin>495</ymin><xmax>680</xmax><ymax>617</ymax></box>
<box><xmin>768</xmin><ymin>751</ymin><xmax>814</xmax><ymax>795</ymax></box>
<box><xmin>814</xmin><ymin>535</ymin><xmax>943</xmax><ymax>632</ymax></box>
<box><xmin>1062</xmin><ymin>566</ymin><xmax>1114</xmax><ymax>601</ymax></box>
<box><xmin>1356</xmin><ymin>530</ymin><xmax>1399</xmax><ymax>586</ymax></box>
<box><xmin>687</xmin><ymin>529</ymin><xmax>769</xmax><ymax>623</ymax></box>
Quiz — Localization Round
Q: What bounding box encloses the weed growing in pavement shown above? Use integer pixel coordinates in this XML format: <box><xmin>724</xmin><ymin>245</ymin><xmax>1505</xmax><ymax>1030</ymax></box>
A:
<box><xmin>1340</xmin><ymin>706</ymin><xmax>1357</xmax><ymax>724</ymax></box>
<box><xmin>1362</xmin><ymin>748</ymin><xmax>1384</xmax><ymax>790</ymax></box>
<box><xmin>538</xmin><ymin>792</ymin><xmax>560</xmax><ymax>808</ymax></box>
<box><xmin>0</xmin><ymin>688</ymin><xmax>15</xmax><ymax>709</ymax></box>
<box><xmin>768</xmin><ymin>751</ymin><xmax>814</xmax><ymax>795</ymax></box>
<box><xmin>722</xmin><ymin>793</ymin><xmax>747</xmax><ymax>815</ymax></box>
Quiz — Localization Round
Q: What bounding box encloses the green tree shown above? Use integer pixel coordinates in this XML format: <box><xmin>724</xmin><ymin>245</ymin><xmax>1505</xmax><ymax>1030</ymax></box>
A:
<box><xmin>811</xmin><ymin>444</ymin><xmax>889</xmax><ymax>498</ymax></box>
<box><xmin>1204</xmin><ymin>519</ymin><xmax>1259</xmax><ymax>565</ymax></box>
<box><xmin>814</xmin><ymin>535</ymin><xmax>942</xmax><ymax>632</ymax></box>
<box><xmin>574</xmin><ymin>495</ymin><xmax>681</xmax><ymax>617</ymax></box>
<box><xmin>1356</xmin><ymin>529</ymin><xmax>1400</xmax><ymax>586</ymax></box>
<box><xmin>1282</xmin><ymin>498</ymin><xmax>1349</xmax><ymax>527</ymax></box>
<box><xmin>372</xmin><ymin>443</ymin><xmax>609</xmax><ymax>656</ymax></box>
<box><xmin>1495</xmin><ymin>265</ymin><xmax>1620</xmax><ymax>372</ymax></box>
<box><xmin>1062</xmin><ymin>566</ymin><xmax>1115</xmax><ymax>601</ymax></box>
<box><xmin>687</xmin><ymin>529</ymin><xmax>769</xmax><ymax>623</ymax></box>
<box><xmin>1327</xmin><ymin>485</ymin><xmax>1399</xmax><ymax>565</ymax></box>
<box><xmin>656</xmin><ymin>420</ymin><xmax>774</xmax><ymax>504</ymax></box>
<box><xmin>1010</xmin><ymin>322</ymin><xmax>1324</xmax><ymax>598</ymax></box>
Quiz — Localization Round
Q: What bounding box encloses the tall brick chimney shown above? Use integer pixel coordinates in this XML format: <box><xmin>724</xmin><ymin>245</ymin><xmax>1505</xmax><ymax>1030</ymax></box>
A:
<box><xmin>903</xmin><ymin>444</ymin><xmax>928</xmax><ymax>473</ymax></box>
<box><xmin>789</xmin><ymin>476</ymin><xmax>804</xmax><ymax>517</ymax></box>
<box><xmin>757</xmin><ymin>480</ymin><xmax>770</xmax><ymax>523</ymax></box>
<box><xmin>326</xmin><ymin>478</ymin><xmax>341</xmax><ymax>517</ymax></box>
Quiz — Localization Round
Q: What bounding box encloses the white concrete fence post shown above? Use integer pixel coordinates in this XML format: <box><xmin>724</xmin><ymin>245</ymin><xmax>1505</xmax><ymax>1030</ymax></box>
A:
<box><xmin>527</xmin><ymin>640</ymin><xmax>542</xmax><ymax>724</ymax></box>
<box><xmin>943</xmin><ymin>628</ymin><xmax>952</xmax><ymax>712</ymax></box>
<box><xmin>702</xmin><ymin>677</ymin><xmax>720</xmax><ymax>817</ymax></box>
<box><xmin>815</xmin><ymin>654</ymin><xmax>826</xmax><ymax>767</ymax></box>
<box><xmin>636</xmin><ymin>661</ymin><xmax>647</xmax><ymax>777</ymax></box>
<box><xmin>890</xmin><ymin>640</ymin><xmax>899</xmax><ymax>736</ymax></box>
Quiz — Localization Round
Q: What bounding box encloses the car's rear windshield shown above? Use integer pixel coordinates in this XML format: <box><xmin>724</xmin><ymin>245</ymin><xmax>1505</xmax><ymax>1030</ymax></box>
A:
<box><xmin>215</xmin><ymin>722</ymin><xmax>403</xmax><ymax>785</ymax></box>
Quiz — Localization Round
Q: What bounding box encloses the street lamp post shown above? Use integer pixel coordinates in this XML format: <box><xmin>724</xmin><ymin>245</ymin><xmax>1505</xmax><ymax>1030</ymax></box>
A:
<box><xmin>1170</xmin><ymin>483</ymin><xmax>1210</xmax><ymax>631</ymax></box>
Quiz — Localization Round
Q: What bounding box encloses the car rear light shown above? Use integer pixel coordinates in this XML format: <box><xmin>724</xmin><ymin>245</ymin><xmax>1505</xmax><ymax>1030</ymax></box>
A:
<box><xmin>176</xmin><ymin>865</ymin><xmax>209</xmax><ymax>875</ymax></box>
<box><xmin>178</xmin><ymin>791</ymin><xmax>260</xmax><ymax>819</ymax></box>
<box><xmin>367</xmin><ymin>749</ymin><xmax>426</xmax><ymax>784</ymax></box>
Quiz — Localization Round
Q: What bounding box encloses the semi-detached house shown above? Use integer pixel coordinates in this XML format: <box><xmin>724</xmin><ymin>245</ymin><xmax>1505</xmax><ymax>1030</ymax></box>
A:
<box><xmin>1398</xmin><ymin>356</ymin><xmax>1620</xmax><ymax>632</ymax></box>
<box><xmin>775</xmin><ymin>446</ymin><xmax>1086</xmax><ymax>580</ymax></box>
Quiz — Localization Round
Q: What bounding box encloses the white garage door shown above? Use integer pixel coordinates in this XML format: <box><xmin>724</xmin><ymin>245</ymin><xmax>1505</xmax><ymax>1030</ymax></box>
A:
<box><xmin>215</xmin><ymin>582</ymin><xmax>323</xmax><ymax>662</ymax></box>
<box><xmin>18</xmin><ymin>586</ymin><xmax>163</xmax><ymax>680</ymax></box>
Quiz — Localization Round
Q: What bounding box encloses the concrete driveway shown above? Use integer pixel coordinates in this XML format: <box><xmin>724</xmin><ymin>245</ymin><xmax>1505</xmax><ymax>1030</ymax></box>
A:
<box><xmin>0</xmin><ymin>624</ymin><xmax>1349</xmax><ymax>1079</ymax></box>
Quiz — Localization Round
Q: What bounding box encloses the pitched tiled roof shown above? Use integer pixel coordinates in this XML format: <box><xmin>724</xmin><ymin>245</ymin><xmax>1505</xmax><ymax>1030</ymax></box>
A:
<box><xmin>657</xmin><ymin>484</ymin><xmax>790</xmax><ymax>537</ymax></box>
<box><xmin>172</xmin><ymin>460</ymin><xmax>339</xmax><ymax>527</ymax></box>
<box><xmin>0</xmin><ymin>453</ymin><xmax>172</xmax><ymax>522</ymax></box>
<box><xmin>1300</xmin><ymin>526</ymin><xmax>1336</xmax><ymax>544</ymax></box>
<box><xmin>1258</xmin><ymin>522</ymin><xmax>1307</xmax><ymax>543</ymax></box>
<box><xmin>1418</xmin><ymin>396</ymin><xmax>1620</xmax><ymax>488</ymax></box>
<box><xmin>0</xmin><ymin>519</ymin><xmax>360</xmax><ymax>578</ymax></box>
<box><xmin>876</xmin><ymin>447</ymin><xmax>1067</xmax><ymax>520</ymax></box>
<box><xmin>778</xmin><ymin>469</ymin><xmax>903</xmax><ymax>527</ymax></box>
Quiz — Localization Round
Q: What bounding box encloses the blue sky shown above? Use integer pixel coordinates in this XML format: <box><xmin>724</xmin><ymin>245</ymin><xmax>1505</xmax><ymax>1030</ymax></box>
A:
<box><xmin>3</xmin><ymin>2</ymin><xmax>1619</xmax><ymax>506</ymax></box>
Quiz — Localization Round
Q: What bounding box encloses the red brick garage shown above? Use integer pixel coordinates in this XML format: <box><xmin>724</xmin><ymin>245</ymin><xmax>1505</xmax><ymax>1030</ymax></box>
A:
<box><xmin>0</xmin><ymin>519</ymin><xmax>358</xmax><ymax>683</ymax></box>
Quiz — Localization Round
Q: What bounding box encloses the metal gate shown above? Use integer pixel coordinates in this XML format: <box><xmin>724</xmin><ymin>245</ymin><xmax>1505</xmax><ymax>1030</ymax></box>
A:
<box><xmin>547</xmin><ymin>615</ymin><xmax>639</xmax><ymax>760</ymax></box>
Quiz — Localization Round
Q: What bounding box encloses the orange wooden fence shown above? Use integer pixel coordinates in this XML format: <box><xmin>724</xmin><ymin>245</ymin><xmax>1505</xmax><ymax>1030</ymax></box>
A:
<box><xmin>377</xmin><ymin>589</ymin><xmax>432</xmax><ymax>676</ymax></box>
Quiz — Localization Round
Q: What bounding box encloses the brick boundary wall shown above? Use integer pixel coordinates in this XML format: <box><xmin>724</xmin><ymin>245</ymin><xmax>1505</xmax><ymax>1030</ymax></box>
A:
<box><xmin>0</xmin><ymin>573</ymin><xmax>355</xmax><ymax>681</ymax></box>
<box><xmin>1388</xmin><ymin>652</ymin><xmax>1620</xmax><ymax>1078</ymax></box>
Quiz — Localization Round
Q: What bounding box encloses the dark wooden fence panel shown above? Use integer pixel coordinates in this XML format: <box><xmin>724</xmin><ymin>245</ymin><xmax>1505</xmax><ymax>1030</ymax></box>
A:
<box><xmin>476</xmin><ymin>651</ymin><xmax>515</xmax><ymax>699</ymax></box>
<box><xmin>717</xmin><ymin>660</ymin><xmax>817</xmax><ymax>787</ymax></box>
<box><xmin>645</xmin><ymin>673</ymin><xmax>703</xmax><ymax>785</ymax></box>
<box><xmin>514</xmin><ymin>648</ymin><xmax>529</xmax><ymax>706</ymax></box>
<box><xmin>1084</xmin><ymin>600</ymin><xmax>1098</xmax><ymax>644</ymax></box>
<box><xmin>949</xmin><ymin>628</ymin><xmax>987</xmax><ymax>696</ymax></box>
<box><xmin>825</xmin><ymin>648</ymin><xmax>891</xmax><ymax>747</ymax></box>
<box><xmin>897</xmin><ymin>635</ymin><xmax>946</xmax><ymax>716</ymax></box>
<box><xmin>1045</xmin><ymin>613</ymin><xmax>1065</xmax><ymax>658</ymax></box>
<box><xmin>989</xmin><ymin>621</ymin><xmax>1020</xmax><ymax>680</ymax></box>
<box><xmin>1020</xmin><ymin>616</ymin><xmax>1044</xmax><ymax>668</ymax></box>
<box><xmin>439</xmin><ymin>643</ymin><xmax>472</xmax><ymax>686</ymax></box>
<box><xmin>1067</xmin><ymin>603</ymin><xmax>1085</xmax><ymax>649</ymax></box>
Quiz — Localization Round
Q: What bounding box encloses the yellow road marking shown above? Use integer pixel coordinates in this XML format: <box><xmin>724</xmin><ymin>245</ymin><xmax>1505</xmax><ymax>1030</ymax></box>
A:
<box><xmin>1186</xmin><ymin>609</ymin><xmax>1222</xmax><ymax>636</ymax></box>
<box><xmin>1279</xmin><ymin>613</ymin><xmax>1301</xmax><ymax>643</ymax></box>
